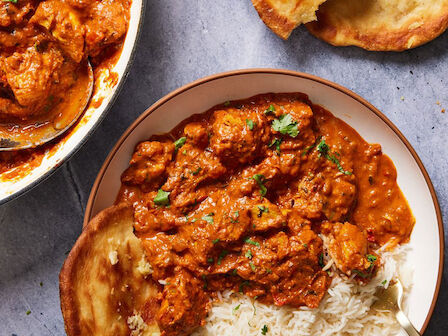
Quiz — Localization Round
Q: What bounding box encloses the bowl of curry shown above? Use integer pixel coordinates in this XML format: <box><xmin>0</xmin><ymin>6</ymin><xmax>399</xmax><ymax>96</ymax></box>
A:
<box><xmin>0</xmin><ymin>0</ymin><xmax>145</xmax><ymax>204</ymax></box>
<box><xmin>82</xmin><ymin>70</ymin><xmax>443</xmax><ymax>335</ymax></box>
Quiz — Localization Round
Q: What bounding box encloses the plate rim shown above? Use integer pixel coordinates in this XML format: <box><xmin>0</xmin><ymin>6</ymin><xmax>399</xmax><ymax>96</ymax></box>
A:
<box><xmin>83</xmin><ymin>68</ymin><xmax>444</xmax><ymax>334</ymax></box>
<box><xmin>0</xmin><ymin>0</ymin><xmax>147</xmax><ymax>206</ymax></box>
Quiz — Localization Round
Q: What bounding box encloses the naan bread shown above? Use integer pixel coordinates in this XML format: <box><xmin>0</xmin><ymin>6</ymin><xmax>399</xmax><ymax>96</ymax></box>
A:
<box><xmin>306</xmin><ymin>0</ymin><xmax>448</xmax><ymax>51</ymax></box>
<box><xmin>252</xmin><ymin>0</ymin><xmax>328</xmax><ymax>39</ymax></box>
<box><xmin>60</xmin><ymin>204</ymin><xmax>160</xmax><ymax>336</ymax></box>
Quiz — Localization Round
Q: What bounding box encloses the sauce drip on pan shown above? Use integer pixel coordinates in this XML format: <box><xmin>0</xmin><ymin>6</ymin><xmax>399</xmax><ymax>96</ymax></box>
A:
<box><xmin>117</xmin><ymin>93</ymin><xmax>415</xmax><ymax>336</ymax></box>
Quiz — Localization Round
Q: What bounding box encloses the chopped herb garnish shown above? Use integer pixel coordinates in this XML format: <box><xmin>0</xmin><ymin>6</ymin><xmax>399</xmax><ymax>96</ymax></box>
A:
<box><xmin>272</xmin><ymin>114</ymin><xmax>299</xmax><ymax>137</ymax></box>
<box><xmin>232</xmin><ymin>269</ymin><xmax>238</xmax><ymax>276</ymax></box>
<box><xmin>249</xmin><ymin>262</ymin><xmax>256</xmax><ymax>271</ymax></box>
<box><xmin>245</xmin><ymin>250</ymin><xmax>253</xmax><ymax>259</ymax></box>
<box><xmin>212</xmin><ymin>238</ymin><xmax>220</xmax><ymax>244</ymax></box>
<box><xmin>182</xmin><ymin>149</ymin><xmax>187</xmax><ymax>155</ymax></box>
<box><xmin>252</xmin><ymin>174</ymin><xmax>267</xmax><ymax>196</ymax></box>
<box><xmin>233</xmin><ymin>304</ymin><xmax>241</xmax><ymax>312</ymax></box>
<box><xmin>265</xmin><ymin>268</ymin><xmax>272</xmax><ymax>274</ymax></box>
<box><xmin>246</xmin><ymin>119</ymin><xmax>255</xmax><ymax>130</ymax></box>
<box><xmin>230</xmin><ymin>210</ymin><xmax>239</xmax><ymax>223</ymax></box>
<box><xmin>174</xmin><ymin>137</ymin><xmax>186</xmax><ymax>151</ymax></box>
<box><xmin>224</xmin><ymin>100</ymin><xmax>231</xmax><ymax>107</ymax></box>
<box><xmin>39</xmin><ymin>282</ymin><xmax>43</xmax><ymax>287</ymax></box>
<box><xmin>191</xmin><ymin>167</ymin><xmax>202</xmax><ymax>175</ymax></box>
<box><xmin>303</xmin><ymin>243</ymin><xmax>308</xmax><ymax>248</ymax></box>
<box><xmin>26</xmin><ymin>310</ymin><xmax>31</xmax><ymax>315</ymax></box>
<box><xmin>239</xmin><ymin>280</ymin><xmax>250</xmax><ymax>293</ymax></box>
<box><xmin>367</xmin><ymin>254</ymin><xmax>377</xmax><ymax>263</ymax></box>
<box><xmin>257</xmin><ymin>205</ymin><xmax>269</xmax><ymax>217</ymax></box>
<box><xmin>3</xmin><ymin>0</ymin><xmax>18</xmax><ymax>4</ymax></box>
<box><xmin>382</xmin><ymin>280</ymin><xmax>388</xmax><ymax>286</ymax></box>
<box><xmin>261</xmin><ymin>325</ymin><xmax>268</xmax><ymax>335</ymax></box>
<box><xmin>207</xmin><ymin>257</ymin><xmax>214</xmax><ymax>264</ymax></box>
<box><xmin>202</xmin><ymin>213</ymin><xmax>215</xmax><ymax>224</ymax></box>
<box><xmin>318</xmin><ymin>253</ymin><xmax>325</xmax><ymax>268</ymax></box>
<box><xmin>317</xmin><ymin>138</ymin><xmax>352</xmax><ymax>175</ymax></box>
<box><xmin>245</xmin><ymin>238</ymin><xmax>260</xmax><ymax>247</ymax></box>
<box><xmin>264</xmin><ymin>104</ymin><xmax>275</xmax><ymax>115</ymax></box>
<box><xmin>217</xmin><ymin>250</ymin><xmax>229</xmax><ymax>265</ymax></box>
<box><xmin>202</xmin><ymin>274</ymin><xmax>208</xmax><ymax>289</ymax></box>
<box><xmin>353</xmin><ymin>269</ymin><xmax>369</xmax><ymax>278</ymax></box>
<box><xmin>154</xmin><ymin>189</ymin><xmax>170</xmax><ymax>206</ymax></box>
<box><xmin>269</xmin><ymin>138</ymin><xmax>282</xmax><ymax>154</ymax></box>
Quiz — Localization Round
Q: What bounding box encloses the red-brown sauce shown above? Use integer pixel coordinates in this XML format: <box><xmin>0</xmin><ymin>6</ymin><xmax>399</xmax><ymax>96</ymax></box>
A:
<box><xmin>117</xmin><ymin>93</ymin><xmax>415</xmax><ymax>336</ymax></box>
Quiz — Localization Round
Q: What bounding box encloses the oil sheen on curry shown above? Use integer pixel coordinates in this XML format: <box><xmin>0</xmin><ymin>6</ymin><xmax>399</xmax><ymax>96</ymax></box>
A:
<box><xmin>117</xmin><ymin>93</ymin><xmax>414</xmax><ymax>336</ymax></box>
<box><xmin>0</xmin><ymin>0</ymin><xmax>130</xmax><ymax>175</ymax></box>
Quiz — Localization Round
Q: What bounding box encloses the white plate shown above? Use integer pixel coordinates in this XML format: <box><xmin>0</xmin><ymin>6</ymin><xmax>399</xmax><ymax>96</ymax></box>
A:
<box><xmin>84</xmin><ymin>69</ymin><xmax>443</xmax><ymax>334</ymax></box>
<box><xmin>0</xmin><ymin>0</ymin><xmax>145</xmax><ymax>204</ymax></box>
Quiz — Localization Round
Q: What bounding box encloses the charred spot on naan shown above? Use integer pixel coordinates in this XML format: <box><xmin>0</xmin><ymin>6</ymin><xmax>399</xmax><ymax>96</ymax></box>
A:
<box><xmin>59</xmin><ymin>204</ymin><xmax>161</xmax><ymax>336</ymax></box>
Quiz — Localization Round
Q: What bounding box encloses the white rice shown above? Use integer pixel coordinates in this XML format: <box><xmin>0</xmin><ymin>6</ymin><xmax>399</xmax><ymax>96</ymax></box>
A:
<box><xmin>193</xmin><ymin>245</ymin><xmax>412</xmax><ymax>336</ymax></box>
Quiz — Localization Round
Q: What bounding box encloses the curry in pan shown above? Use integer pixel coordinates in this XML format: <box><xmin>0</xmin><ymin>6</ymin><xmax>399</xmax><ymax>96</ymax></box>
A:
<box><xmin>0</xmin><ymin>0</ymin><xmax>130</xmax><ymax>175</ymax></box>
<box><xmin>114</xmin><ymin>93</ymin><xmax>414</xmax><ymax>335</ymax></box>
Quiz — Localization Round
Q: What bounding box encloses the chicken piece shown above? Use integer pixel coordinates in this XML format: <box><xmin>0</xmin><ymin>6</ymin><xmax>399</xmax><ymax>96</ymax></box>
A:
<box><xmin>1</xmin><ymin>45</ymin><xmax>63</xmax><ymax>118</ymax></box>
<box><xmin>210</xmin><ymin>107</ymin><xmax>267</xmax><ymax>166</ymax></box>
<box><xmin>85</xmin><ymin>0</ymin><xmax>129</xmax><ymax>57</ymax></box>
<box><xmin>249</xmin><ymin>199</ymin><xmax>285</xmax><ymax>232</ymax></box>
<box><xmin>0</xmin><ymin>0</ymin><xmax>36</xmax><ymax>27</ymax></box>
<box><xmin>162</xmin><ymin>143</ymin><xmax>226</xmax><ymax>208</ymax></box>
<box><xmin>322</xmin><ymin>222</ymin><xmax>376</xmax><ymax>276</ymax></box>
<box><xmin>121</xmin><ymin>141</ymin><xmax>174</xmax><ymax>191</ymax></box>
<box><xmin>157</xmin><ymin>269</ymin><xmax>209</xmax><ymax>336</ymax></box>
<box><xmin>321</xmin><ymin>175</ymin><xmax>356</xmax><ymax>222</ymax></box>
<box><xmin>293</xmin><ymin>174</ymin><xmax>325</xmax><ymax>220</ymax></box>
<box><xmin>183</xmin><ymin>122</ymin><xmax>209</xmax><ymax>148</ymax></box>
<box><xmin>30</xmin><ymin>0</ymin><xmax>85</xmax><ymax>62</ymax></box>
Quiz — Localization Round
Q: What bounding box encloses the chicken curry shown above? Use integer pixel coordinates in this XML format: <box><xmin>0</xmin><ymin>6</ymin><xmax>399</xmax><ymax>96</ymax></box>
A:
<box><xmin>0</xmin><ymin>0</ymin><xmax>130</xmax><ymax>175</ymax></box>
<box><xmin>117</xmin><ymin>93</ymin><xmax>414</xmax><ymax>336</ymax></box>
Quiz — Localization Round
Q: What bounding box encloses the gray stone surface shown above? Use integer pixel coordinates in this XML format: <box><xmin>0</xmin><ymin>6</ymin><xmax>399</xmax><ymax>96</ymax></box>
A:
<box><xmin>1</xmin><ymin>1</ymin><xmax>447</xmax><ymax>335</ymax></box>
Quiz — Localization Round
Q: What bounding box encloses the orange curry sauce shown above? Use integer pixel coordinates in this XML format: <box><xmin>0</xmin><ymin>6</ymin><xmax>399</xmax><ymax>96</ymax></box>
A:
<box><xmin>0</xmin><ymin>0</ymin><xmax>131</xmax><ymax>180</ymax></box>
<box><xmin>116</xmin><ymin>93</ymin><xmax>414</xmax><ymax>336</ymax></box>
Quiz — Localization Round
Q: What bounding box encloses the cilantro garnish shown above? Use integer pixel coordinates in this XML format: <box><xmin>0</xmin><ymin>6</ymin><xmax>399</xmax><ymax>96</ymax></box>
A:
<box><xmin>217</xmin><ymin>250</ymin><xmax>229</xmax><ymax>265</ymax></box>
<box><xmin>224</xmin><ymin>100</ymin><xmax>231</xmax><ymax>107</ymax></box>
<box><xmin>318</xmin><ymin>253</ymin><xmax>325</xmax><ymax>268</ymax></box>
<box><xmin>174</xmin><ymin>137</ymin><xmax>186</xmax><ymax>151</ymax></box>
<box><xmin>261</xmin><ymin>325</ymin><xmax>268</xmax><ymax>335</ymax></box>
<box><xmin>212</xmin><ymin>238</ymin><xmax>220</xmax><ymax>244</ymax></box>
<box><xmin>257</xmin><ymin>205</ymin><xmax>269</xmax><ymax>217</ymax></box>
<box><xmin>26</xmin><ymin>310</ymin><xmax>31</xmax><ymax>315</ymax></box>
<box><xmin>239</xmin><ymin>280</ymin><xmax>250</xmax><ymax>293</ymax></box>
<box><xmin>252</xmin><ymin>174</ymin><xmax>267</xmax><ymax>196</ymax></box>
<box><xmin>202</xmin><ymin>213</ymin><xmax>214</xmax><ymax>224</ymax></box>
<box><xmin>246</xmin><ymin>119</ymin><xmax>255</xmax><ymax>130</ymax></box>
<box><xmin>245</xmin><ymin>250</ymin><xmax>253</xmax><ymax>259</ymax></box>
<box><xmin>154</xmin><ymin>189</ymin><xmax>170</xmax><ymax>206</ymax></box>
<box><xmin>249</xmin><ymin>262</ymin><xmax>256</xmax><ymax>271</ymax></box>
<box><xmin>268</xmin><ymin>138</ymin><xmax>282</xmax><ymax>154</ymax></box>
<box><xmin>367</xmin><ymin>254</ymin><xmax>377</xmax><ymax>263</ymax></box>
<box><xmin>316</xmin><ymin>138</ymin><xmax>352</xmax><ymax>175</ymax></box>
<box><xmin>264</xmin><ymin>104</ymin><xmax>275</xmax><ymax>115</ymax></box>
<box><xmin>191</xmin><ymin>167</ymin><xmax>202</xmax><ymax>175</ymax></box>
<box><xmin>233</xmin><ymin>304</ymin><xmax>241</xmax><ymax>312</ymax></box>
<box><xmin>2</xmin><ymin>0</ymin><xmax>18</xmax><ymax>3</ymax></box>
<box><xmin>272</xmin><ymin>114</ymin><xmax>299</xmax><ymax>137</ymax></box>
<box><xmin>245</xmin><ymin>238</ymin><xmax>260</xmax><ymax>246</ymax></box>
